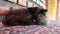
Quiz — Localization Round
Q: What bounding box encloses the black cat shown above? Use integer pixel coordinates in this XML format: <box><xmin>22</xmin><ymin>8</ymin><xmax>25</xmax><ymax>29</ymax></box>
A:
<box><xmin>2</xmin><ymin>7</ymin><xmax>48</xmax><ymax>26</ymax></box>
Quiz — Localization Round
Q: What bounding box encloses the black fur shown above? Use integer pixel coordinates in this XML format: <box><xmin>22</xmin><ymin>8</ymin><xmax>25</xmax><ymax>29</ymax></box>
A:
<box><xmin>2</xmin><ymin>7</ymin><xmax>47</xmax><ymax>26</ymax></box>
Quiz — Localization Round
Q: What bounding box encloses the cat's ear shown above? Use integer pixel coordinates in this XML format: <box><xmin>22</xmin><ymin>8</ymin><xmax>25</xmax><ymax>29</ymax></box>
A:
<box><xmin>40</xmin><ymin>9</ymin><xmax>47</xmax><ymax>13</ymax></box>
<box><xmin>28</xmin><ymin>7</ymin><xmax>32</xmax><ymax>10</ymax></box>
<box><xmin>39</xmin><ymin>9</ymin><xmax>47</xmax><ymax>15</ymax></box>
<box><xmin>27</xmin><ymin>7</ymin><xmax>38</xmax><ymax>11</ymax></box>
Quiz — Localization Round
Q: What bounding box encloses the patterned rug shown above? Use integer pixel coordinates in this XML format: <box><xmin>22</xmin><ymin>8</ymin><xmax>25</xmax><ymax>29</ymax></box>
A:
<box><xmin>0</xmin><ymin>20</ymin><xmax>60</xmax><ymax>34</ymax></box>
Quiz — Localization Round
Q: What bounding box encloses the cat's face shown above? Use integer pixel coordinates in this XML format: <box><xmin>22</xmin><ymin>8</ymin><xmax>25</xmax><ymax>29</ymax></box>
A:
<box><xmin>27</xmin><ymin>7</ymin><xmax>47</xmax><ymax>25</ymax></box>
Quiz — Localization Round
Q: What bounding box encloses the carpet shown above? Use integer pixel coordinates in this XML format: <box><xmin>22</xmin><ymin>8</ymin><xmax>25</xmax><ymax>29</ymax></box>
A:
<box><xmin>0</xmin><ymin>20</ymin><xmax>60</xmax><ymax>34</ymax></box>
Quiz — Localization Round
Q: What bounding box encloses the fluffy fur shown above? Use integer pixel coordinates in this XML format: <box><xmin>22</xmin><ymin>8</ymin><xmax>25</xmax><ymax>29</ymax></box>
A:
<box><xmin>2</xmin><ymin>7</ymin><xmax>49</xmax><ymax>26</ymax></box>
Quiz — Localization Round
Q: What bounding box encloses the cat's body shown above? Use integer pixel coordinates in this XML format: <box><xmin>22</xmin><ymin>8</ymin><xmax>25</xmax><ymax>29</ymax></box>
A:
<box><xmin>2</xmin><ymin>7</ymin><xmax>50</xmax><ymax>26</ymax></box>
